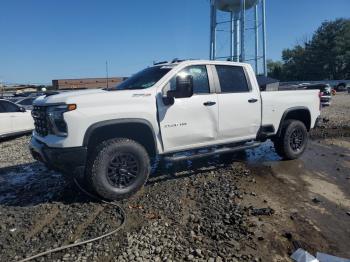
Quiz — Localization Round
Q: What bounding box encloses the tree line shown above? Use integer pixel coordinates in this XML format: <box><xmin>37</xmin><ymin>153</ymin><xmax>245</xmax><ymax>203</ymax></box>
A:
<box><xmin>268</xmin><ymin>18</ymin><xmax>350</xmax><ymax>81</ymax></box>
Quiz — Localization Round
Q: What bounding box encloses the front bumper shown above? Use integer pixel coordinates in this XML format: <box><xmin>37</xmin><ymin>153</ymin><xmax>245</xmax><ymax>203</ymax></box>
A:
<box><xmin>29</xmin><ymin>137</ymin><xmax>87</xmax><ymax>174</ymax></box>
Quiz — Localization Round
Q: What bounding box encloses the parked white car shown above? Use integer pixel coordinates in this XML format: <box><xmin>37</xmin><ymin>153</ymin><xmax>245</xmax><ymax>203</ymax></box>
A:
<box><xmin>0</xmin><ymin>99</ymin><xmax>34</xmax><ymax>138</ymax></box>
<box><xmin>30</xmin><ymin>60</ymin><xmax>321</xmax><ymax>200</ymax></box>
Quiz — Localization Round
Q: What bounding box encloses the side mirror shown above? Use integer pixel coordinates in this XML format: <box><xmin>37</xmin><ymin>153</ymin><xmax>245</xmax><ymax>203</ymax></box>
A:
<box><xmin>167</xmin><ymin>75</ymin><xmax>194</xmax><ymax>99</ymax></box>
<box><xmin>19</xmin><ymin>107</ymin><xmax>26</xmax><ymax>112</ymax></box>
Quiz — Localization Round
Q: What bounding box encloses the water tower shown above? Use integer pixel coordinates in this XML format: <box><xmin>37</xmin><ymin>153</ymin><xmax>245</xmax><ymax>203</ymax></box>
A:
<box><xmin>209</xmin><ymin>0</ymin><xmax>267</xmax><ymax>76</ymax></box>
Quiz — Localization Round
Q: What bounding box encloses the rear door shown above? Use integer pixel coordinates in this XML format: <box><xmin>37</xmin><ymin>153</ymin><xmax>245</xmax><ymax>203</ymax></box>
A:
<box><xmin>158</xmin><ymin>65</ymin><xmax>219</xmax><ymax>152</ymax></box>
<box><xmin>0</xmin><ymin>102</ymin><xmax>13</xmax><ymax>136</ymax></box>
<box><xmin>214</xmin><ymin>65</ymin><xmax>261</xmax><ymax>142</ymax></box>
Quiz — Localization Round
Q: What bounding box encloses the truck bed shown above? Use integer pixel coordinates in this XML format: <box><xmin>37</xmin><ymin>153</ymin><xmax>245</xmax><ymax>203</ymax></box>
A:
<box><xmin>261</xmin><ymin>90</ymin><xmax>320</xmax><ymax>132</ymax></box>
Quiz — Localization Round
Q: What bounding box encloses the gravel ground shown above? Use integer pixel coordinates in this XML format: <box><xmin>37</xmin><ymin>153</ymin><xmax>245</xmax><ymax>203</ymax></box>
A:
<box><xmin>0</xmin><ymin>92</ymin><xmax>349</xmax><ymax>262</ymax></box>
<box><xmin>0</xmin><ymin>135</ymin><xmax>34</xmax><ymax>168</ymax></box>
<box><xmin>311</xmin><ymin>93</ymin><xmax>350</xmax><ymax>138</ymax></box>
<box><xmin>321</xmin><ymin>93</ymin><xmax>350</xmax><ymax>128</ymax></box>
<box><xmin>0</xmin><ymin>137</ymin><xmax>263</xmax><ymax>262</ymax></box>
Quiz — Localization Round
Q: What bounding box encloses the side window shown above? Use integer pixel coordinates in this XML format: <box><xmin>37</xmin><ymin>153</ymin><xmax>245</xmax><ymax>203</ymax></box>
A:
<box><xmin>2</xmin><ymin>101</ymin><xmax>20</xmax><ymax>112</ymax></box>
<box><xmin>0</xmin><ymin>102</ymin><xmax>5</xmax><ymax>113</ymax></box>
<box><xmin>169</xmin><ymin>65</ymin><xmax>210</xmax><ymax>94</ymax></box>
<box><xmin>216</xmin><ymin>65</ymin><xmax>249</xmax><ymax>93</ymax></box>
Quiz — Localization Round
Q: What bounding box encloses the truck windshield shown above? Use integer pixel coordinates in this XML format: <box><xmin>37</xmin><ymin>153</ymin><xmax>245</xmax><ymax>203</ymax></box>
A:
<box><xmin>112</xmin><ymin>66</ymin><xmax>172</xmax><ymax>91</ymax></box>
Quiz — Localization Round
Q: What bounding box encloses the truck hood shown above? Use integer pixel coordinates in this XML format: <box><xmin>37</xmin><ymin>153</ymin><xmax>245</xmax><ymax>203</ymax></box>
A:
<box><xmin>34</xmin><ymin>89</ymin><xmax>105</xmax><ymax>105</ymax></box>
<box><xmin>33</xmin><ymin>88</ymin><xmax>154</xmax><ymax>107</ymax></box>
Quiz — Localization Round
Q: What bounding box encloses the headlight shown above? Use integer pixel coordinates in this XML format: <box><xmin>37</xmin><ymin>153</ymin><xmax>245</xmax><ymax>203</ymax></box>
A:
<box><xmin>47</xmin><ymin>104</ymin><xmax>76</xmax><ymax>137</ymax></box>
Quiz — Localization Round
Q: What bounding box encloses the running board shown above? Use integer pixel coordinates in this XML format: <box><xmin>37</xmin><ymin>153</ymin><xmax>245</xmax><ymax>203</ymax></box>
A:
<box><xmin>164</xmin><ymin>142</ymin><xmax>261</xmax><ymax>162</ymax></box>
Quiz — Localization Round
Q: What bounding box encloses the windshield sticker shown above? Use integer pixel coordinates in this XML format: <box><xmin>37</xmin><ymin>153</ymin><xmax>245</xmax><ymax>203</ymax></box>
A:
<box><xmin>189</xmin><ymin>68</ymin><xmax>202</xmax><ymax>74</ymax></box>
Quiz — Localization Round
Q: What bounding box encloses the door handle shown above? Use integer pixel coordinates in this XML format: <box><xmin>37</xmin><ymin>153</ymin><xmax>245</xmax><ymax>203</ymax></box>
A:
<box><xmin>248</xmin><ymin>98</ymin><xmax>258</xmax><ymax>103</ymax></box>
<box><xmin>203</xmin><ymin>101</ymin><xmax>216</xmax><ymax>106</ymax></box>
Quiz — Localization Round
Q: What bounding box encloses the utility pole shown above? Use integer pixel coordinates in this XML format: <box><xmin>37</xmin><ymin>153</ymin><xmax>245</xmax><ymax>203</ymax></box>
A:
<box><xmin>209</xmin><ymin>0</ymin><xmax>217</xmax><ymax>60</ymax></box>
<box><xmin>262</xmin><ymin>0</ymin><xmax>267</xmax><ymax>76</ymax></box>
<box><xmin>106</xmin><ymin>61</ymin><xmax>109</xmax><ymax>89</ymax></box>
<box><xmin>233</xmin><ymin>13</ymin><xmax>240</xmax><ymax>62</ymax></box>
<box><xmin>254</xmin><ymin>4</ymin><xmax>259</xmax><ymax>74</ymax></box>
<box><xmin>240</xmin><ymin>0</ymin><xmax>246</xmax><ymax>62</ymax></box>
<box><xmin>0</xmin><ymin>79</ymin><xmax>3</xmax><ymax>98</ymax></box>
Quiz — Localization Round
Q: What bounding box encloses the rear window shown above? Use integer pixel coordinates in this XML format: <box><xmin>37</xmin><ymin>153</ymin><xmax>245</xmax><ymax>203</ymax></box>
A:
<box><xmin>216</xmin><ymin>65</ymin><xmax>249</xmax><ymax>93</ymax></box>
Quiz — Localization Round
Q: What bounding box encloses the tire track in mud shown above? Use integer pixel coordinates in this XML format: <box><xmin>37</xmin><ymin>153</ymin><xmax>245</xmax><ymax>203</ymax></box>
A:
<box><xmin>66</xmin><ymin>204</ymin><xmax>105</xmax><ymax>245</ymax></box>
<box><xmin>25</xmin><ymin>206</ymin><xmax>60</xmax><ymax>240</ymax></box>
<box><xmin>178</xmin><ymin>175</ymin><xmax>198</xmax><ymax>226</ymax></box>
<box><xmin>11</xmin><ymin>201</ymin><xmax>114</xmax><ymax>261</ymax></box>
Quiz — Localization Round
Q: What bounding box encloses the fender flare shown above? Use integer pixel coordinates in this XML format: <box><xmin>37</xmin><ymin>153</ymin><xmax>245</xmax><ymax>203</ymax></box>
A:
<box><xmin>277</xmin><ymin>106</ymin><xmax>311</xmax><ymax>136</ymax></box>
<box><xmin>82</xmin><ymin>118</ymin><xmax>158</xmax><ymax>154</ymax></box>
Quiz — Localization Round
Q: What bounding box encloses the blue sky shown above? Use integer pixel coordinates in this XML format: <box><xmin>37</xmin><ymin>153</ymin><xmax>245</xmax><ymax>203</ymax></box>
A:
<box><xmin>1</xmin><ymin>0</ymin><xmax>349</xmax><ymax>84</ymax></box>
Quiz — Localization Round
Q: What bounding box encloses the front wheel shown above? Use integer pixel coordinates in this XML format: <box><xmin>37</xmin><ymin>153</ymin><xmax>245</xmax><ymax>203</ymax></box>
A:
<box><xmin>86</xmin><ymin>138</ymin><xmax>150</xmax><ymax>200</ymax></box>
<box><xmin>273</xmin><ymin>120</ymin><xmax>308</xmax><ymax>160</ymax></box>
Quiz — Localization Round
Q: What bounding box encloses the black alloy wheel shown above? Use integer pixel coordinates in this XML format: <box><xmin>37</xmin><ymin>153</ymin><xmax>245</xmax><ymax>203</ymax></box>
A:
<box><xmin>273</xmin><ymin>120</ymin><xmax>308</xmax><ymax>160</ymax></box>
<box><xmin>289</xmin><ymin>127</ymin><xmax>305</xmax><ymax>152</ymax></box>
<box><xmin>106</xmin><ymin>153</ymin><xmax>139</xmax><ymax>188</ymax></box>
<box><xmin>86</xmin><ymin>138</ymin><xmax>150</xmax><ymax>200</ymax></box>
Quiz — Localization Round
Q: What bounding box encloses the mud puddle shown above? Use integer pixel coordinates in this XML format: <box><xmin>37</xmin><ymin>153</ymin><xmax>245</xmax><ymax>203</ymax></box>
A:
<box><xmin>238</xmin><ymin>138</ymin><xmax>350</xmax><ymax>260</ymax></box>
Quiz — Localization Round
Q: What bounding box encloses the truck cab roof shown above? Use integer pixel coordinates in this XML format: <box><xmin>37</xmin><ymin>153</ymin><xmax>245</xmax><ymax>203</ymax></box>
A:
<box><xmin>153</xmin><ymin>59</ymin><xmax>250</xmax><ymax>68</ymax></box>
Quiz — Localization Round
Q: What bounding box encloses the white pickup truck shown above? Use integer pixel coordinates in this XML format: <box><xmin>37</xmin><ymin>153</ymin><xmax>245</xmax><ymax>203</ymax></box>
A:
<box><xmin>30</xmin><ymin>60</ymin><xmax>320</xmax><ymax>200</ymax></box>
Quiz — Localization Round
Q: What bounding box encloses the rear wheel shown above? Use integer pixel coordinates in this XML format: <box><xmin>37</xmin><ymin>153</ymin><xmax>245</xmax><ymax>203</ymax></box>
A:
<box><xmin>273</xmin><ymin>120</ymin><xmax>308</xmax><ymax>160</ymax></box>
<box><xmin>86</xmin><ymin>138</ymin><xmax>150</xmax><ymax>200</ymax></box>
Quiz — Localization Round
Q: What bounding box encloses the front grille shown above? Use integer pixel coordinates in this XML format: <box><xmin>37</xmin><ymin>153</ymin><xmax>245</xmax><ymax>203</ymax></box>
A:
<box><xmin>32</xmin><ymin>106</ymin><xmax>49</xmax><ymax>137</ymax></box>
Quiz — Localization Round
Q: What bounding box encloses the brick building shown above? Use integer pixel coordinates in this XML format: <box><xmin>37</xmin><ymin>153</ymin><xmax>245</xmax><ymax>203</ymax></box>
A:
<box><xmin>52</xmin><ymin>77</ymin><xmax>127</xmax><ymax>90</ymax></box>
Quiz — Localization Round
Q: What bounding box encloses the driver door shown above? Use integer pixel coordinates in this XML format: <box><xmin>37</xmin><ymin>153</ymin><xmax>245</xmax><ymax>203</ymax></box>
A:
<box><xmin>157</xmin><ymin>65</ymin><xmax>219</xmax><ymax>153</ymax></box>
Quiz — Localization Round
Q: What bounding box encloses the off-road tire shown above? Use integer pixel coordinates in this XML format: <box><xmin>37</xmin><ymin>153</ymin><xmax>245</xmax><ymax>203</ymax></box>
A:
<box><xmin>273</xmin><ymin>120</ymin><xmax>308</xmax><ymax>160</ymax></box>
<box><xmin>86</xmin><ymin>138</ymin><xmax>150</xmax><ymax>200</ymax></box>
